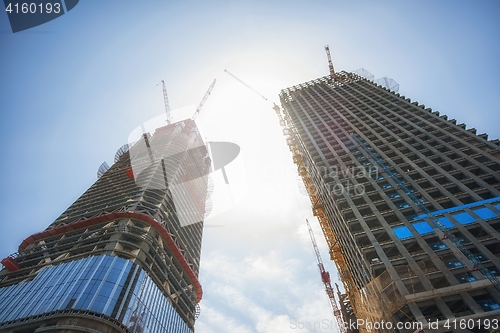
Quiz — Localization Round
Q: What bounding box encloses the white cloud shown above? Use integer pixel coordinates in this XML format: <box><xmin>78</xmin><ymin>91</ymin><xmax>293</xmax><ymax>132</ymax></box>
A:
<box><xmin>243</xmin><ymin>251</ymin><xmax>299</xmax><ymax>280</ymax></box>
<box><xmin>197</xmin><ymin>301</ymin><xmax>255</xmax><ymax>333</ymax></box>
<box><xmin>197</xmin><ymin>245</ymin><xmax>342</xmax><ymax>333</ymax></box>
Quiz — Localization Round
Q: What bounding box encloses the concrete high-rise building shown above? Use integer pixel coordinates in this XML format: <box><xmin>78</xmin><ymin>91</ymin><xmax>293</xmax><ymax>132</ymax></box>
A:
<box><xmin>0</xmin><ymin>119</ymin><xmax>210</xmax><ymax>332</ymax></box>
<box><xmin>277</xmin><ymin>70</ymin><xmax>500</xmax><ymax>331</ymax></box>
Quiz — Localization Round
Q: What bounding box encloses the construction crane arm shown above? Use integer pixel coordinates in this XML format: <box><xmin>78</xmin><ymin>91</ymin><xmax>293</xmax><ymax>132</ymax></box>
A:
<box><xmin>162</xmin><ymin>80</ymin><xmax>172</xmax><ymax>124</ymax></box>
<box><xmin>307</xmin><ymin>219</ymin><xmax>325</xmax><ymax>267</ymax></box>
<box><xmin>224</xmin><ymin>69</ymin><xmax>268</xmax><ymax>101</ymax></box>
<box><xmin>192</xmin><ymin>79</ymin><xmax>217</xmax><ymax>121</ymax></box>
<box><xmin>306</xmin><ymin>219</ymin><xmax>346</xmax><ymax>333</ymax></box>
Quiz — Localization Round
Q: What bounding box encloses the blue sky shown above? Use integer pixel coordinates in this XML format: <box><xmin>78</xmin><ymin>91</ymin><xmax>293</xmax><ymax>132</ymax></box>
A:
<box><xmin>1</xmin><ymin>1</ymin><xmax>499</xmax><ymax>332</ymax></box>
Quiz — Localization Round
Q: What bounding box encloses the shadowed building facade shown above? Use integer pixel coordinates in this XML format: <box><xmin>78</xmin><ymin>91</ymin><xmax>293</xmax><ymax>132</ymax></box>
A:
<box><xmin>0</xmin><ymin>119</ymin><xmax>210</xmax><ymax>333</ymax></box>
<box><xmin>278</xmin><ymin>71</ymin><xmax>500</xmax><ymax>332</ymax></box>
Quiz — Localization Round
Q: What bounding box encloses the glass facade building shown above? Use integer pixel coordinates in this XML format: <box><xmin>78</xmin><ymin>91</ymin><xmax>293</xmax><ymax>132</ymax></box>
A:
<box><xmin>278</xmin><ymin>71</ymin><xmax>500</xmax><ymax>332</ymax></box>
<box><xmin>0</xmin><ymin>119</ymin><xmax>210</xmax><ymax>332</ymax></box>
<box><xmin>0</xmin><ymin>256</ymin><xmax>191</xmax><ymax>333</ymax></box>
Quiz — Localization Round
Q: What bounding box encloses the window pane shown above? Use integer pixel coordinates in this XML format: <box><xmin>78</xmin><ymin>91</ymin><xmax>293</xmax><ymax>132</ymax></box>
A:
<box><xmin>437</xmin><ymin>217</ymin><xmax>454</xmax><ymax>228</ymax></box>
<box><xmin>473</xmin><ymin>207</ymin><xmax>497</xmax><ymax>220</ymax></box>
<box><xmin>455</xmin><ymin>273</ymin><xmax>476</xmax><ymax>283</ymax></box>
<box><xmin>452</xmin><ymin>212</ymin><xmax>476</xmax><ymax>225</ymax></box>
<box><xmin>413</xmin><ymin>222</ymin><xmax>433</xmax><ymax>235</ymax></box>
<box><xmin>445</xmin><ymin>259</ymin><xmax>463</xmax><ymax>269</ymax></box>
<box><xmin>393</xmin><ymin>226</ymin><xmax>413</xmax><ymax>239</ymax></box>
<box><xmin>429</xmin><ymin>241</ymin><xmax>447</xmax><ymax>250</ymax></box>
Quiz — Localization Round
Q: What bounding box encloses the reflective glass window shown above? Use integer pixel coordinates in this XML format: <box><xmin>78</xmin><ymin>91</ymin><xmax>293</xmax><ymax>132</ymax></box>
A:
<box><xmin>456</xmin><ymin>273</ymin><xmax>476</xmax><ymax>283</ymax></box>
<box><xmin>474</xmin><ymin>253</ymin><xmax>488</xmax><ymax>262</ymax></box>
<box><xmin>478</xmin><ymin>299</ymin><xmax>500</xmax><ymax>311</ymax></box>
<box><xmin>0</xmin><ymin>255</ymin><xmax>192</xmax><ymax>333</ymax></box>
<box><xmin>445</xmin><ymin>259</ymin><xmax>463</xmax><ymax>269</ymax></box>
<box><xmin>429</xmin><ymin>241</ymin><xmax>447</xmax><ymax>251</ymax></box>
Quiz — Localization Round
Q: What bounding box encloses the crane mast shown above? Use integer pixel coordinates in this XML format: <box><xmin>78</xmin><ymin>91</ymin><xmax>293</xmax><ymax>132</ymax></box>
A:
<box><xmin>161</xmin><ymin>80</ymin><xmax>172</xmax><ymax>124</ymax></box>
<box><xmin>306</xmin><ymin>219</ymin><xmax>346</xmax><ymax>333</ymax></box>
<box><xmin>324</xmin><ymin>45</ymin><xmax>335</xmax><ymax>77</ymax></box>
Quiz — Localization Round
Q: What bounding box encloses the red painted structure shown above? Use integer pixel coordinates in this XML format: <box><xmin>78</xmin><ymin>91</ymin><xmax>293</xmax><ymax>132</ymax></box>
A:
<box><xmin>1</xmin><ymin>257</ymin><xmax>20</xmax><ymax>272</ymax></box>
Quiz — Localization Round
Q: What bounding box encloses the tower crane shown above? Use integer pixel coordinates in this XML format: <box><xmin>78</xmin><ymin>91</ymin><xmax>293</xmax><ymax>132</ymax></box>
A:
<box><xmin>306</xmin><ymin>219</ymin><xmax>346</xmax><ymax>333</ymax></box>
<box><xmin>161</xmin><ymin>80</ymin><xmax>172</xmax><ymax>124</ymax></box>
<box><xmin>224</xmin><ymin>69</ymin><xmax>268</xmax><ymax>101</ymax></box>
<box><xmin>324</xmin><ymin>45</ymin><xmax>335</xmax><ymax>77</ymax></box>
<box><xmin>192</xmin><ymin>79</ymin><xmax>217</xmax><ymax>121</ymax></box>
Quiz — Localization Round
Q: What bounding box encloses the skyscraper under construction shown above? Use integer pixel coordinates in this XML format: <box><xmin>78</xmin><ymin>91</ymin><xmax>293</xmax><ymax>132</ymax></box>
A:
<box><xmin>0</xmin><ymin>118</ymin><xmax>210</xmax><ymax>332</ymax></box>
<box><xmin>277</xmin><ymin>65</ymin><xmax>500</xmax><ymax>331</ymax></box>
